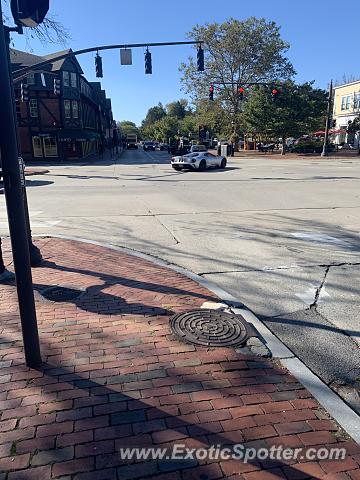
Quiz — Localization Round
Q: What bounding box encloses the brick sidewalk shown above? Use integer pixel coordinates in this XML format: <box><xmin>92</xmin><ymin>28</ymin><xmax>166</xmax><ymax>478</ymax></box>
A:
<box><xmin>0</xmin><ymin>237</ymin><xmax>359</xmax><ymax>479</ymax></box>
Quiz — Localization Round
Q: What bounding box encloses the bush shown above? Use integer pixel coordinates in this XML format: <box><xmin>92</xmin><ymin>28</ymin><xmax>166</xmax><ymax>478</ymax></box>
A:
<box><xmin>292</xmin><ymin>138</ymin><xmax>323</xmax><ymax>153</ymax></box>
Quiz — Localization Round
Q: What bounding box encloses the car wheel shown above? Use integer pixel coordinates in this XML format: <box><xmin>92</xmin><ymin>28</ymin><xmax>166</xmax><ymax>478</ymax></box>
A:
<box><xmin>172</xmin><ymin>166</ymin><xmax>181</xmax><ymax>171</ymax></box>
<box><xmin>199</xmin><ymin>159</ymin><xmax>206</xmax><ymax>171</ymax></box>
<box><xmin>220</xmin><ymin>158</ymin><xmax>227</xmax><ymax>169</ymax></box>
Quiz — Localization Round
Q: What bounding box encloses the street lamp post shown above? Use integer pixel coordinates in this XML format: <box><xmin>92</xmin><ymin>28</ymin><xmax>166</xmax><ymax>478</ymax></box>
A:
<box><xmin>231</xmin><ymin>120</ymin><xmax>235</xmax><ymax>157</ymax></box>
<box><xmin>321</xmin><ymin>80</ymin><xmax>333</xmax><ymax>157</ymax></box>
<box><xmin>0</xmin><ymin>2</ymin><xmax>41</xmax><ymax>367</ymax></box>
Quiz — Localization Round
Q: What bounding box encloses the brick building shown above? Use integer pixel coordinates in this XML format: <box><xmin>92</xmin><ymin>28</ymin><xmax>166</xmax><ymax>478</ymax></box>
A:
<box><xmin>11</xmin><ymin>48</ymin><xmax>115</xmax><ymax>161</ymax></box>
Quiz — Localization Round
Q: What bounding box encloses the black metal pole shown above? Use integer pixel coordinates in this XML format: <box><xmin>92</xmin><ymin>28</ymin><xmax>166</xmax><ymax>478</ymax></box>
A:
<box><xmin>321</xmin><ymin>80</ymin><xmax>333</xmax><ymax>157</ymax></box>
<box><xmin>4</xmin><ymin>27</ymin><xmax>43</xmax><ymax>267</ymax></box>
<box><xmin>0</xmin><ymin>6</ymin><xmax>41</xmax><ymax>368</ymax></box>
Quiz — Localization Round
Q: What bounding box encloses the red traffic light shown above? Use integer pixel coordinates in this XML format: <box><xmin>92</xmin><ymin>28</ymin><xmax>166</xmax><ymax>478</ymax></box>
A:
<box><xmin>209</xmin><ymin>85</ymin><xmax>214</xmax><ymax>92</ymax></box>
<box><xmin>272</xmin><ymin>88</ymin><xmax>278</xmax><ymax>95</ymax></box>
<box><xmin>238</xmin><ymin>87</ymin><xmax>245</xmax><ymax>93</ymax></box>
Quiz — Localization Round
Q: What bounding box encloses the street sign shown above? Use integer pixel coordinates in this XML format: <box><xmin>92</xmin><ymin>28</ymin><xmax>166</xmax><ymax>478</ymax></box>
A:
<box><xmin>18</xmin><ymin>156</ymin><xmax>25</xmax><ymax>187</ymax></box>
<box><xmin>120</xmin><ymin>49</ymin><xmax>132</xmax><ymax>65</ymax></box>
<box><xmin>11</xmin><ymin>0</ymin><xmax>49</xmax><ymax>27</ymax></box>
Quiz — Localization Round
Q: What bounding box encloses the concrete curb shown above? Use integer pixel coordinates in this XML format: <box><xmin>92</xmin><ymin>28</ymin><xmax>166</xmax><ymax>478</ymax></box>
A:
<box><xmin>34</xmin><ymin>234</ymin><xmax>360</xmax><ymax>445</ymax></box>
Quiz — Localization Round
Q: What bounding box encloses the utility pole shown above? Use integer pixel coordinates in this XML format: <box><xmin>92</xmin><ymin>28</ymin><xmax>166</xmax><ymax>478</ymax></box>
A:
<box><xmin>0</xmin><ymin>2</ymin><xmax>41</xmax><ymax>367</ymax></box>
<box><xmin>321</xmin><ymin>80</ymin><xmax>333</xmax><ymax>157</ymax></box>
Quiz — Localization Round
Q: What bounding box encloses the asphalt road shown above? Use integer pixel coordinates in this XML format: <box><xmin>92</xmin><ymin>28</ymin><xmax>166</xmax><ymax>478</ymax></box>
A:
<box><xmin>1</xmin><ymin>147</ymin><xmax>359</xmax><ymax>410</ymax></box>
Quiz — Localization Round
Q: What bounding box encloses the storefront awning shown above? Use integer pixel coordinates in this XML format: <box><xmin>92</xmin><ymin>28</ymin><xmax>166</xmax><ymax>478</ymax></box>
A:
<box><xmin>58</xmin><ymin>130</ymin><xmax>100</xmax><ymax>142</ymax></box>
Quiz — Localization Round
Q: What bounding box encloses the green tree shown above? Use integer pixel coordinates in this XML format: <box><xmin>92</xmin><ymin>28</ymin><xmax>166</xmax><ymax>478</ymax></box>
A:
<box><xmin>118</xmin><ymin>121</ymin><xmax>139</xmax><ymax>137</ymax></box>
<box><xmin>243</xmin><ymin>81</ymin><xmax>327</xmax><ymax>154</ymax></box>
<box><xmin>166</xmin><ymin>99</ymin><xmax>189</xmax><ymax>119</ymax></box>
<box><xmin>152</xmin><ymin>116</ymin><xmax>180</xmax><ymax>142</ymax></box>
<box><xmin>141</xmin><ymin>102</ymin><xmax>166</xmax><ymax>128</ymax></box>
<box><xmin>180</xmin><ymin>114</ymin><xmax>198</xmax><ymax>137</ymax></box>
<box><xmin>180</xmin><ymin>17</ymin><xmax>295</xmax><ymax>132</ymax></box>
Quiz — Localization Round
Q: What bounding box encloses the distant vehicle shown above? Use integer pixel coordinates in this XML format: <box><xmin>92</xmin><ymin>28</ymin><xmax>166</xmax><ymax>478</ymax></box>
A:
<box><xmin>190</xmin><ymin>144</ymin><xmax>207</xmax><ymax>153</ymax></box>
<box><xmin>171</xmin><ymin>152</ymin><xmax>226</xmax><ymax>171</ymax></box>
<box><xmin>143</xmin><ymin>141</ymin><xmax>155</xmax><ymax>151</ymax></box>
<box><xmin>126</xmin><ymin>133</ymin><xmax>138</xmax><ymax>149</ymax></box>
<box><xmin>159</xmin><ymin>143</ymin><xmax>169</xmax><ymax>151</ymax></box>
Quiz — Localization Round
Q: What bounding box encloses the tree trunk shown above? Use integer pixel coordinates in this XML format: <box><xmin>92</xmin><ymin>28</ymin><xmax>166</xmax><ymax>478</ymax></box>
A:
<box><xmin>281</xmin><ymin>136</ymin><xmax>286</xmax><ymax>155</ymax></box>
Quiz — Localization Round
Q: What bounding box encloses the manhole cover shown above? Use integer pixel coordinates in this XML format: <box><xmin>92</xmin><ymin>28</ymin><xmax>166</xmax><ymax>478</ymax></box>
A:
<box><xmin>40</xmin><ymin>286</ymin><xmax>83</xmax><ymax>302</ymax></box>
<box><xmin>170</xmin><ymin>309</ymin><xmax>248</xmax><ymax>347</ymax></box>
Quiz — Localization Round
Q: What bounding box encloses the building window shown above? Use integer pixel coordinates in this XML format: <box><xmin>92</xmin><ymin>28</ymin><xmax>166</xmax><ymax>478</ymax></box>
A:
<box><xmin>27</xmin><ymin>72</ymin><xmax>35</xmax><ymax>85</ymax></box>
<box><xmin>32</xmin><ymin>136</ymin><xmax>42</xmax><ymax>157</ymax></box>
<box><xmin>341</xmin><ymin>95</ymin><xmax>352</xmax><ymax>111</ymax></box>
<box><xmin>29</xmin><ymin>99</ymin><xmax>38</xmax><ymax>117</ymax></box>
<box><xmin>64</xmin><ymin>99</ymin><xmax>71</xmax><ymax>118</ymax></box>
<box><xmin>63</xmin><ymin>71</ymin><xmax>70</xmax><ymax>87</ymax></box>
<box><xmin>354</xmin><ymin>93</ymin><xmax>360</xmax><ymax>110</ymax></box>
<box><xmin>43</xmin><ymin>136</ymin><xmax>58</xmax><ymax>157</ymax></box>
<box><xmin>70</xmin><ymin>72</ymin><xmax>77</xmax><ymax>88</ymax></box>
<box><xmin>72</xmin><ymin>100</ymin><xmax>79</xmax><ymax>118</ymax></box>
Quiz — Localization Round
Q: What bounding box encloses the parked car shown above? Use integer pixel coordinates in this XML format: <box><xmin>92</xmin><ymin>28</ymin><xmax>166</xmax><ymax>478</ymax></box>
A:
<box><xmin>171</xmin><ymin>152</ymin><xmax>226</xmax><ymax>171</ymax></box>
<box><xmin>143</xmin><ymin>141</ymin><xmax>155</xmax><ymax>151</ymax></box>
<box><xmin>190</xmin><ymin>144</ymin><xmax>207</xmax><ymax>153</ymax></box>
<box><xmin>159</xmin><ymin>143</ymin><xmax>169</xmax><ymax>151</ymax></box>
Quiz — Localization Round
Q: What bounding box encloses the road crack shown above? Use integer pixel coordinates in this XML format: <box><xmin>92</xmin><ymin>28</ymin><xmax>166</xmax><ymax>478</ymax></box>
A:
<box><xmin>310</xmin><ymin>266</ymin><xmax>330</xmax><ymax>310</ymax></box>
<box><xmin>153</xmin><ymin>214</ymin><xmax>180</xmax><ymax>245</ymax></box>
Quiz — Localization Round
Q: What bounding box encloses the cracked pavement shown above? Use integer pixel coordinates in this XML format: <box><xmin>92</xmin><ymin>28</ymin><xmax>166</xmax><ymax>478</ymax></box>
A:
<box><xmin>1</xmin><ymin>148</ymin><xmax>359</xmax><ymax>412</ymax></box>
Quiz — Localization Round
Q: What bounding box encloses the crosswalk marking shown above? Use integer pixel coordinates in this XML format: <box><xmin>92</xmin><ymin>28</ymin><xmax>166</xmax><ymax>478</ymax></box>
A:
<box><xmin>0</xmin><ymin>220</ymin><xmax>60</xmax><ymax>228</ymax></box>
<box><xmin>0</xmin><ymin>208</ymin><xmax>60</xmax><ymax>228</ymax></box>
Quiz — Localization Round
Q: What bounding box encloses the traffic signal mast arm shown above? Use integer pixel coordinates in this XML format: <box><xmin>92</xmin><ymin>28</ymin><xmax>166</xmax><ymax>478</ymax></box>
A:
<box><xmin>12</xmin><ymin>40</ymin><xmax>203</xmax><ymax>81</ymax></box>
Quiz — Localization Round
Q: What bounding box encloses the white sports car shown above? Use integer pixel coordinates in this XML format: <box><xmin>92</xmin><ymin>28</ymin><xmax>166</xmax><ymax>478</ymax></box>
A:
<box><xmin>171</xmin><ymin>152</ymin><xmax>227</xmax><ymax>171</ymax></box>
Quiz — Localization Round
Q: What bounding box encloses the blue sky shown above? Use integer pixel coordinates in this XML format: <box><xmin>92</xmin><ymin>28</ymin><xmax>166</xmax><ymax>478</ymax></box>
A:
<box><xmin>5</xmin><ymin>0</ymin><xmax>360</xmax><ymax>125</ymax></box>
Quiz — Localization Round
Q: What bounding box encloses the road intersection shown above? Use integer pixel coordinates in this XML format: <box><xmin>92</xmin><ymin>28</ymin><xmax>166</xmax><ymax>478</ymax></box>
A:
<box><xmin>1</xmin><ymin>148</ymin><xmax>359</xmax><ymax>412</ymax></box>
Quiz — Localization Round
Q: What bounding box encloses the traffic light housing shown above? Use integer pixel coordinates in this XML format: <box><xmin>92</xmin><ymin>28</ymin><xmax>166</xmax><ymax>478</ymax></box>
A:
<box><xmin>271</xmin><ymin>86</ymin><xmax>279</xmax><ymax>102</ymax></box>
<box><xmin>53</xmin><ymin>78</ymin><xmax>61</xmax><ymax>95</ymax></box>
<box><xmin>20</xmin><ymin>82</ymin><xmax>29</xmax><ymax>102</ymax></box>
<box><xmin>197</xmin><ymin>45</ymin><xmax>204</xmax><ymax>72</ymax></box>
<box><xmin>11</xmin><ymin>0</ymin><xmax>49</xmax><ymax>27</ymax></box>
<box><xmin>95</xmin><ymin>53</ymin><xmax>103</xmax><ymax>78</ymax></box>
<box><xmin>209</xmin><ymin>85</ymin><xmax>214</xmax><ymax>101</ymax></box>
<box><xmin>145</xmin><ymin>48</ymin><xmax>152</xmax><ymax>75</ymax></box>
<box><xmin>238</xmin><ymin>86</ymin><xmax>245</xmax><ymax>100</ymax></box>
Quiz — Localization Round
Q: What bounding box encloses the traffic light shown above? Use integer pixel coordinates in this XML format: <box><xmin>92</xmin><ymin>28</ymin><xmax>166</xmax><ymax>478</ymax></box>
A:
<box><xmin>197</xmin><ymin>45</ymin><xmax>204</xmax><ymax>72</ymax></box>
<box><xmin>209</xmin><ymin>85</ymin><xmax>214</xmax><ymax>101</ymax></box>
<box><xmin>238</xmin><ymin>86</ymin><xmax>245</xmax><ymax>100</ymax></box>
<box><xmin>53</xmin><ymin>78</ymin><xmax>61</xmax><ymax>95</ymax></box>
<box><xmin>271</xmin><ymin>86</ymin><xmax>279</xmax><ymax>102</ymax></box>
<box><xmin>331</xmin><ymin>119</ymin><xmax>336</xmax><ymax>128</ymax></box>
<box><xmin>95</xmin><ymin>53</ymin><xmax>103</xmax><ymax>78</ymax></box>
<box><xmin>11</xmin><ymin>0</ymin><xmax>49</xmax><ymax>27</ymax></box>
<box><xmin>145</xmin><ymin>48</ymin><xmax>152</xmax><ymax>75</ymax></box>
<box><xmin>20</xmin><ymin>82</ymin><xmax>29</xmax><ymax>102</ymax></box>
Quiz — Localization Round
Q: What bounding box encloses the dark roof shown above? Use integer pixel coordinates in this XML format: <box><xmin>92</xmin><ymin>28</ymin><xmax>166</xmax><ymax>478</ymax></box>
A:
<box><xmin>43</xmin><ymin>49</ymin><xmax>83</xmax><ymax>74</ymax></box>
<box><xmin>10</xmin><ymin>48</ymin><xmax>83</xmax><ymax>74</ymax></box>
<box><xmin>10</xmin><ymin>49</ymin><xmax>44</xmax><ymax>70</ymax></box>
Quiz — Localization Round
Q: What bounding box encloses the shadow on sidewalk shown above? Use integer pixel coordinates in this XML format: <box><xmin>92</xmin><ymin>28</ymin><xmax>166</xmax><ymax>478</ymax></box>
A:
<box><xmin>37</xmin><ymin>260</ymin><xmax>217</xmax><ymax>305</ymax></box>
